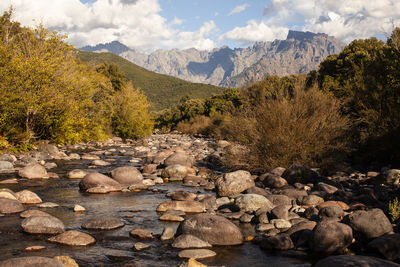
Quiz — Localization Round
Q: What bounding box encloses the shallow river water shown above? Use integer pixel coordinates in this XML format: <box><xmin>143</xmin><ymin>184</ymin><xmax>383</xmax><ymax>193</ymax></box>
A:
<box><xmin>0</xmin><ymin>146</ymin><xmax>313</xmax><ymax>267</ymax></box>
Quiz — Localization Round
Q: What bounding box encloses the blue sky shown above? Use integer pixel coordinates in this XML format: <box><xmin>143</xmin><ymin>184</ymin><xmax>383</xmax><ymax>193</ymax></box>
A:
<box><xmin>1</xmin><ymin>0</ymin><xmax>399</xmax><ymax>52</ymax></box>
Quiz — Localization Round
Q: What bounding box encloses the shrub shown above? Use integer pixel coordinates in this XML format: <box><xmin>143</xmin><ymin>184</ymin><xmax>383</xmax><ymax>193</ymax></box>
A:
<box><xmin>389</xmin><ymin>197</ymin><xmax>400</xmax><ymax>222</ymax></box>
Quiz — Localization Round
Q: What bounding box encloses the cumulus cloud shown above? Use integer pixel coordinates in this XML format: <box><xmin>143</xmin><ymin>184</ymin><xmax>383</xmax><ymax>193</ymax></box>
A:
<box><xmin>228</xmin><ymin>3</ymin><xmax>249</xmax><ymax>16</ymax></box>
<box><xmin>0</xmin><ymin>0</ymin><xmax>217</xmax><ymax>51</ymax></box>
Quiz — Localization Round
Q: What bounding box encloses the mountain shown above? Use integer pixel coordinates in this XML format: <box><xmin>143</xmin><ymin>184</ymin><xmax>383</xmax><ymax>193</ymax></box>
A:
<box><xmin>80</xmin><ymin>41</ymin><xmax>131</xmax><ymax>55</ymax></box>
<box><xmin>77</xmin><ymin>51</ymin><xmax>225</xmax><ymax>111</ymax></box>
<box><xmin>80</xmin><ymin>30</ymin><xmax>345</xmax><ymax>88</ymax></box>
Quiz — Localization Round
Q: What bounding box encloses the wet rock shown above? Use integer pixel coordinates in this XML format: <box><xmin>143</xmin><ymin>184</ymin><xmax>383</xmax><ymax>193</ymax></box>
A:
<box><xmin>81</xmin><ymin>154</ymin><xmax>100</xmax><ymax>160</ymax></box>
<box><xmin>48</xmin><ymin>230</ymin><xmax>95</xmax><ymax>246</ymax></box>
<box><xmin>21</xmin><ymin>215</ymin><xmax>65</xmax><ymax>234</ymax></box>
<box><xmin>256</xmin><ymin>223</ymin><xmax>275</xmax><ymax>232</ymax></box>
<box><xmin>18</xmin><ymin>164</ymin><xmax>47</xmax><ymax>179</ymax></box>
<box><xmin>239</xmin><ymin>213</ymin><xmax>254</xmax><ymax>223</ymax></box>
<box><xmin>130</xmin><ymin>228</ymin><xmax>154</xmax><ymax>239</ymax></box>
<box><xmin>15</xmin><ymin>190</ymin><xmax>42</xmax><ymax>204</ymax></box>
<box><xmin>24</xmin><ymin>246</ymin><xmax>46</xmax><ymax>252</ymax></box>
<box><xmin>235</xmin><ymin>194</ymin><xmax>274</xmax><ymax>212</ymax></box>
<box><xmin>368</xmin><ymin>233</ymin><xmax>400</xmax><ymax>260</ymax></box>
<box><xmin>172</xmin><ymin>234</ymin><xmax>212</xmax><ymax>249</ymax></box>
<box><xmin>346</xmin><ymin>208</ymin><xmax>393</xmax><ymax>239</ymax></box>
<box><xmin>178</xmin><ymin>249</ymin><xmax>216</xmax><ymax>260</ymax></box>
<box><xmin>0</xmin><ymin>197</ymin><xmax>24</xmax><ymax>214</ymax></box>
<box><xmin>79</xmin><ymin>172</ymin><xmax>122</xmax><ymax>193</ymax></box>
<box><xmin>317</xmin><ymin>182</ymin><xmax>338</xmax><ymax>194</ymax></box>
<box><xmin>159</xmin><ymin>210</ymin><xmax>185</xmax><ymax>222</ymax></box>
<box><xmin>216</xmin><ymin>170</ymin><xmax>255</xmax><ymax>197</ymax></box>
<box><xmin>92</xmin><ymin>159</ymin><xmax>110</xmax><ymax>166</ymax></box>
<box><xmin>311</xmin><ymin>220</ymin><xmax>353</xmax><ymax>255</ymax></box>
<box><xmin>0</xmin><ymin>257</ymin><xmax>64</xmax><ymax>267</ymax></box>
<box><xmin>67</xmin><ymin>169</ymin><xmax>88</xmax><ymax>179</ymax></box>
<box><xmin>271</xmin><ymin>219</ymin><xmax>292</xmax><ymax>230</ymax></box>
<box><xmin>0</xmin><ymin>161</ymin><xmax>14</xmax><ymax>173</ymax></box>
<box><xmin>177</xmin><ymin>213</ymin><xmax>243</xmax><ymax>245</ymax></box>
<box><xmin>318</xmin><ymin>201</ymin><xmax>350</xmax><ymax>211</ymax></box>
<box><xmin>38</xmin><ymin>202</ymin><xmax>59</xmax><ymax>208</ymax></box>
<box><xmin>133</xmin><ymin>242</ymin><xmax>150</xmax><ymax>251</ymax></box>
<box><xmin>285</xmin><ymin>220</ymin><xmax>317</xmax><ymax>236</ymax></box>
<box><xmin>69</xmin><ymin>153</ymin><xmax>81</xmax><ymax>160</ymax></box>
<box><xmin>160</xmin><ymin>227</ymin><xmax>175</xmax><ymax>241</ymax></box>
<box><xmin>319</xmin><ymin>206</ymin><xmax>344</xmax><ymax>219</ymax></box>
<box><xmin>300</xmin><ymin>195</ymin><xmax>324</xmax><ymax>206</ymax></box>
<box><xmin>82</xmin><ymin>217</ymin><xmax>124</xmax><ymax>230</ymax></box>
<box><xmin>260</xmin><ymin>173</ymin><xmax>288</xmax><ymax>188</ymax></box>
<box><xmin>20</xmin><ymin>209</ymin><xmax>51</xmax><ymax>218</ymax></box>
<box><xmin>0</xmin><ymin>189</ymin><xmax>17</xmax><ymax>200</ymax></box>
<box><xmin>164</xmin><ymin>151</ymin><xmax>194</xmax><ymax>167</ymax></box>
<box><xmin>270</xmin><ymin>205</ymin><xmax>290</xmax><ymax>220</ymax></box>
<box><xmin>0</xmin><ymin>154</ymin><xmax>16</xmax><ymax>163</ymax></box>
<box><xmin>277</xmin><ymin>188</ymin><xmax>308</xmax><ymax>199</ymax></box>
<box><xmin>142</xmin><ymin>164</ymin><xmax>157</xmax><ymax>174</ymax></box>
<box><xmin>282</xmin><ymin>164</ymin><xmax>319</xmax><ymax>184</ymax></box>
<box><xmin>143</xmin><ymin>179</ymin><xmax>155</xmax><ymax>186</ymax></box>
<box><xmin>260</xmin><ymin>233</ymin><xmax>294</xmax><ymax>250</ymax></box>
<box><xmin>111</xmin><ymin>166</ymin><xmax>143</xmax><ymax>185</ymax></box>
<box><xmin>156</xmin><ymin>200</ymin><xmax>205</xmax><ymax>213</ymax></box>
<box><xmin>314</xmin><ymin>255</ymin><xmax>400</xmax><ymax>267</ymax></box>
<box><xmin>73</xmin><ymin>205</ymin><xmax>86</xmax><ymax>212</ymax></box>
<box><xmin>44</xmin><ymin>162</ymin><xmax>57</xmax><ymax>169</ymax></box>
<box><xmin>167</xmin><ymin>190</ymin><xmax>197</xmax><ymax>201</ymax></box>
<box><xmin>266</xmin><ymin>194</ymin><xmax>293</xmax><ymax>206</ymax></box>
<box><xmin>53</xmin><ymin>256</ymin><xmax>79</xmax><ymax>267</ymax></box>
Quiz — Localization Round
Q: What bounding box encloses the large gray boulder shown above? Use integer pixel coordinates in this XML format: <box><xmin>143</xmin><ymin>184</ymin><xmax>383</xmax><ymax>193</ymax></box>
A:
<box><xmin>346</xmin><ymin>208</ymin><xmax>393</xmax><ymax>239</ymax></box>
<box><xmin>314</xmin><ymin>255</ymin><xmax>400</xmax><ymax>267</ymax></box>
<box><xmin>164</xmin><ymin>151</ymin><xmax>194</xmax><ymax>167</ymax></box>
<box><xmin>311</xmin><ymin>220</ymin><xmax>353</xmax><ymax>255</ymax></box>
<box><xmin>0</xmin><ymin>257</ymin><xmax>64</xmax><ymax>267</ymax></box>
<box><xmin>21</xmin><ymin>215</ymin><xmax>65</xmax><ymax>234</ymax></box>
<box><xmin>177</xmin><ymin>213</ymin><xmax>243</xmax><ymax>245</ymax></box>
<box><xmin>368</xmin><ymin>233</ymin><xmax>400</xmax><ymax>261</ymax></box>
<box><xmin>234</xmin><ymin>194</ymin><xmax>274</xmax><ymax>212</ymax></box>
<box><xmin>18</xmin><ymin>164</ymin><xmax>47</xmax><ymax>179</ymax></box>
<box><xmin>79</xmin><ymin>172</ymin><xmax>122</xmax><ymax>193</ymax></box>
<box><xmin>0</xmin><ymin>161</ymin><xmax>14</xmax><ymax>173</ymax></box>
<box><xmin>110</xmin><ymin>166</ymin><xmax>143</xmax><ymax>185</ymax></box>
<box><xmin>216</xmin><ymin>170</ymin><xmax>255</xmax><ymax>197</ymax></box>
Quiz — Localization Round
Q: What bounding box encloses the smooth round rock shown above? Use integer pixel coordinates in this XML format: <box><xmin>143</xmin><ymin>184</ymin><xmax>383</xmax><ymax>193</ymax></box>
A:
<box><xmin>20</xmin><ymin>209</ymin><xmax>51</xmax><ymax>218</ymax></box>
<box><xmin>53</xmin><ymin>256</ymin><xmax>79</xmax><ymax>267</ymax></box>
<box><xmin>235</xmin><ymin>194</ymin><xmax>274</xmax><ymax>212</ymax></box>
<box><xmin>18</xmin><ymin>164</ymin><xmax>47</xmax><ymax>179</ymax></box>
<box><xmin>82</xmin><ymin>217</ymin><xmax>124</xmax><ymax>230</ymax></box>
<box><xmin>216</xmin><ymin>170</ymin><xmax>255</xmax><ymax>197</ymax></box>
<box><xmin>133</xmin><ymin>242</ymin><xmax>150</xmax><ymax>251</ymax></box>
<box><xmin>0</xmin><ymin>161</ymin><xmax>14</xmax><ymax>173</ymax></box>
<box><xmin>0</xmin><ymin>257</ymin><xmax>64</xmax><ymax>267</ymax></box>
<box><xmin>67</xmin><ymin>169</ymin><xmax>88</xmax><ymax>179</ymax></box>
<box><xmin>0</xmin><ymin>197</ymin><xmax>24</xmax><ymax>214</ymax></box>
<box><xmin>156</xmin><ymin>200</ymin><xmax>205</xmax><ymax>213</ymax></box>
<box><xmin>79</xmin><ymin>172</ymin><xmax>122</xmax><ymax>193</ymax></box>
<box><xmin>160</xmin><ymin>227</ymin><xmax>175</xmax><ymax>241</ymax></box>
<box><xmin>161</xmin><ymin>165</ymin><xmax>188</xmax><ymax>179</ymax></box>
<box><xmin>346</xmin><ymin>208</ymin><xmax>393</xmax><ymax>239</ymax></box>
<box><xmin>167</xmin><ymin>190</ymin><xmax>197</xmax><ymax>201</ymax></box>
<box><xmin>311</xmin><ymin>220</ymin><xmax>353</xmax><ymax>255</ymax></box>
<box><xmin>111</xmin><ymin>166</ymin><xmax>143</xmax><ymax>185</ymax></box>
<box><xmin>15</xmin><ymin>190</ymin><xmax>42</xmax><ymax>204</ymax></box>
<box><xmin>48</xmin><ymin>230</ymin><xmax>95</xmax><ymax>246</ymax></box>
<box><xmin>178</xmin><ymin>249</ymin><xmax>216</xmax><ymax>260</ymax></box>
<box><xmin>130</xmin><ymin>228</ymin><xmax>154</xmax><ymax>239</ymax></box>
<box><xmin>21</xmin><ymin>216</ymin><xmax>65</xmax><ymax>234</ymax></box>
<box><xmin>172</xmin><ymin>234</ymin><xmax>212</xmax><ymax>249</ymax></box>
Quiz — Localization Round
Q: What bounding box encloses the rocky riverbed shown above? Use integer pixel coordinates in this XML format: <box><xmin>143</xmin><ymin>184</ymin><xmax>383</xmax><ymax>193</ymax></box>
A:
<box><xmin>0</xmin><ymin>134</ymin><xmax>399</xmax><ymax>267</ymax></box>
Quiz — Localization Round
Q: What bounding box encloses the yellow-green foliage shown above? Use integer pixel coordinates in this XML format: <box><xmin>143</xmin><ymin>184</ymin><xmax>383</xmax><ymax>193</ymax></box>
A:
<box><xmin>0</xmin><ymin>135</ymin><xmax>9</xmax><ymax>150</ymax></box>
<box><xmin>112</xmin><ymin>84</ymin><xmax>153</xmax><ymax>139</ymax></box>
<box><xmin>389</xmin><ymin>197</ymin><xmax>400</xmax><ymax>222</ymax></box>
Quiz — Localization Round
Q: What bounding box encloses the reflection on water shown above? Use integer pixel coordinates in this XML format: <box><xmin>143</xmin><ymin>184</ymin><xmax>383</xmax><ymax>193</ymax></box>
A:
<box><xmin>0</xmin><ymin>149</ymin><xmax>311</xmax><ymax>267</ymax></box>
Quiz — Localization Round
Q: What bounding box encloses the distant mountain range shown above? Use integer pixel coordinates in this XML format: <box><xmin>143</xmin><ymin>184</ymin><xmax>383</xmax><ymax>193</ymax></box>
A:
<box><xmin>80</xmin><ymin>30</ymin><xmax>345</xmax><ymax>88</ymax></box>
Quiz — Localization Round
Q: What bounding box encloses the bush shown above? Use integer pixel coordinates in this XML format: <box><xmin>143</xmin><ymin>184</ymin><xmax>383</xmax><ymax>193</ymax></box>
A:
<box><xmin>389</xmin><ymin>197</ymin><xmax>400</xmax><ymax>222</ymax></box>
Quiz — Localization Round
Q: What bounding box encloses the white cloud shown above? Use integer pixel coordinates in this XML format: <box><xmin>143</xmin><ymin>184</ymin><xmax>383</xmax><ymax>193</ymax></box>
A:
<box><xmin>228</xmin><ymin>3</ymin><xmax>249</xmax><ymax>16</ymax></box>
<box><xmin>0</xmin><ymin>0</ymin><xmax>217</xmax><ymax>52</ymax></box>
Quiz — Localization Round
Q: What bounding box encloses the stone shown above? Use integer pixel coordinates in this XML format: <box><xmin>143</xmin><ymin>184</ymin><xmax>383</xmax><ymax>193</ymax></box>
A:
<box><xmin>177</xmin><ymin>213</ymin><xmax>243</xmax><ymax>245</ymax></box>
<box><xmin>234</xmin><ymin>194</ymin><xmax>274</xmax><ymax>212</ymax></box>
<box><xmin>256</xmin><ymin>224</ymin><xmax>275</xmax><ymax>232</ymax></box>
<box><xmin>0</xmin><ymin>257</ymin><xmax>64</xmax><ymax>267</ymax></box>
<box><xmin>15</xmin><ymin>190</ymin><xmax>42</xmax><ymax>204</ymax></box>
<box><xmin>18</xmin><ymin>164</ymin><xmax>47</xmax><ymax>179</ymax></box>
<box><xmin>130</xmin><ymin>228</ymin><xmax>154</xmax><ymax>239</ymax></box>
<box><xmin>92</xmin><ymin>159</ymin><xmax>110</xmax><ymax>166</ymax></box>
<box><xmin>0</xmin><ymin>178</ymin><xmax>18</xmax><ymax>184</ymax></box>
<box><xmin>79</xmin><ymin>172</ymin><xmax>122</xmax><ymax>193</ymax></box>
<box><xmin>266</xmin><ymin>194</ymin><xmax>293</xmax><ymax>206</ymax></box>
<box><xmin>0</xmin><ymin>161</ymin><xmax>14</xmax><ymax>173</ymax></box>
<box><xmin>300</xmin><ymin>195</ymin><xmax>324</xmax><ymax>206</ymax></box>
<box><xmin>285</xmin><ymin>220</ymin><xmax>317</xmax><ymax>236</ymax></box>
<box><xmin>143</xmin><ymin>179</ymin><xmax>155</xmax><ymax>186</ymax></box>
<box><xmin>178</xmin><ymin>249</ymin><xmax>216</xmax><ymax>260</ymax></box>
<box><xmin>311</xmin><ymin>220</ymin><xmax>353</xmax><ymax>255</ymax></box>
<box><xmin>160</xmin><ymin>227</ymin><xmax>175</xmax><ymax>241</ymax></box>
<box><xmin>44</xmin><ymin>162</ymin><xmax>57</xmax><ymax>169</ymax></box>
<box><xmin>160</xmin><ymin>210</ymin><xmax>185</xmax><ymax>222</ymax></box>
<box><xmin>53</xmin><ymin>256</ymin><xmax>79</xmax><ymax>267</ymax></box>
<box><xmin>111</xmin><ymin>166</ymin><xmax>143</xmax><ymax>185</ymax></box>
<box><xmin>156</xmin><ymin>200</ymin><xmax>205</xmax><ymax>213</ymax></box>
<box><xmin>67</xmin><ymin>169</ymin><xmax>88</xmax><ymax>179</ymax></box>
<box><xmin>21</xmin><ymin>215</ymin><xmax>65</xmax><ymax>234</ymax></box>
<box><xmin>277</xmin><ymin>188</ymin><xmax>308</xmax><ymax>199</ymax></box>
<box><xmin>383</xmin><ymin>169</ymin><xmax>400</xmax><ymax>185</ymax></box>
<box><xmin>69</xmin><ymin>153</ymin><xmax>81</xmax><ymax>160</ymax></box>
<box><xmin>314</xmin><ymin>255</ymin><xmax>400</xmax><ymax>267</ymax></box>
<box><xmin>282</xmin><ymin>164</ymin><xmax>319</xmax><ymax>184</ymax></box>
<box><xmin>167</xmin><ymin>190</ymin><xmax>197</xmax><ymax>201</ymax></box>
<box><xmin>260</xmin><ymin>234</ymin><xmax>294</xmax><ymax>250</ymax></box>
<box><xmin>24</xmin><ymin>246</ymin><xmax>46</xmax><ymax>252</ymax></box>
<box><xmin>133</xmin><ymin>242</ymin><xmax>150</xmax><ymax>251</ymax></box>
<box><xmin>0</xmin><ymin>154</ymin><xmax>16</xmax><ymax>163</ymax></box>
<box><xmin>216</xmin><ymin>170</ymin><xmax>255</xmax><ymax>197</ymax></box>
<box><xmin>346</xmin><ymin>208</ymin><xmax>393</xmax><ymax>239</ymax></box>
<box><xmin>73</xmin><ymin>204</ymin><xmax>85</xmax><ymax>212</ymax></box>
<box><xmin>270</xmin><ymin>205</ymin><xmax>291</xmax><ymax>220</ymax></box>
<box><xmin>271</xmin><ymin>219</ymin><xmax>292</xmax><ymax>229</ymax></box>
<box><xmin>172</xmin><ymin>234</ymin><xmax>212</xmax><ymax>249</ymax></box>
<box><xmin>20</xmin><ymin>209</ymin><xmax>51</xmax><ymax>218</ymax></box>
<box><xmin>164</xmin><ymin>151</ymin><xmax>194</xmax><ymax>167</ymax></box>
<box><xmin>0</xmin><ymin>189</ymin><xmax>17</xmax><ymax>200</ymax></box>
<box><xmin>179</xmin><ymin>258</ymin><xmax>207</xmax><ymax>267</ymax></box>
<box><xmin>82</xmin><ymin>217</ymin><xmax>124</xmax><ymax>230</ymax></box>
<box><xmin>0</xmin><ymin>197</ymin><xmax>24</xmax><ymax>214</ymax></box>
<box><xmin>317</xmin><ymin>182</ymin><xmax>338</xmax><ymax>194</ymax></box>
<box><xmin>161</xmin><ymin>164</ymin><xmax>188</xmax><ymax>179</ymax></box>
<box><xmin>239</xmin><ymin>213</ymin><xmax>254</xmax><ymax>223</ymax></box>
<box><xmin>48</xmin><ymin>230</ymin><xmax>95</xmax><ymax>246</ymax></box>
<box><xmin>38</xmin><ymin>202</ymin><xmax>59</xmax><ymax>208</ymax></box>
<box><xmin>368</xmin><ymin>233</ymin><xmax>400</xmax><ymax>260</ymax></box>
<box><xmin>142</xmin><ymin>164</ymin><xmax>157</xmax><ymax>174</ymax></box>
<box><xmin>81</xmin><ymin>154</ymin><xmax>100</xmax><ymax>160</ymax></box>
<box><xmin>319</xmin><ymin>206</ymin><xmax>344</xmax><ymax>219</ymax></box>
<box><xmin>260</xmin><ymin>173</ymin><xmax>288</xmax><ymax>188</ymax></box>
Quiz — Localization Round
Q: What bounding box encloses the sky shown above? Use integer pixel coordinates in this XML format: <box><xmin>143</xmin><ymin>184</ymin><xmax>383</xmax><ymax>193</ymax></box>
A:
<box><xmin>1</xmin><ymin>0</ymin><xmax>399</xmax><ymax>53</ymax></box>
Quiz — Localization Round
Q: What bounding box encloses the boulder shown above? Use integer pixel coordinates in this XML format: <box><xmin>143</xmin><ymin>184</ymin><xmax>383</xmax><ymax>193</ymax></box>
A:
<box><xmin>346</xmin><ymin>208</ymin><xmax>393</xmax><ymax>239</ymax></box>
<box><xmin>130</xmin><ymin>228</ymin><xmax>154</xmax><ymax>239</ymax></box>
<box><xmin>318</xmin><ymin>201</ymin><xmax>350</xmax><ymax>211</ymax></box>
<box><xmin>260</xmin><ymin>173</ymin><xmax>288</xmax><ymax>188</ymax></box>
<box><xmin>216</xmin><ymin>170</ymin><xmax>255</xmax><ymax>197</ymax></box>
<box><xmin>0</xmin><ymin>154</ymin><xmax>16</xmax><ymax>163</ymax></box>
<box><xmin>160</xmin><ymin>227</ymin><xmax>175</xmax><ymax>241</ymax></box>
<box><xmin>48</xmin><ymin>230</ymin><xmax>95</xmax><ymax>246</ymax></box>
<box><xmin>161</xmin><ymin>165</ymin><xmax>188</xmax><ymax>179</ymax></box>
<box><xmin>92</xmin><ymin>159</ymin><xmax>110</xmax><ymax>166</ymax></box>
<box><xmin>317</xmin><ymin>182</ymin><xmax>338</xmax><ymax>194</ymax></box>
<box><xmin>79</xmin><ymin>172</ymin><xmax>122</xmax><ymax>193</ymax></box>
<box><xmin>270</xmin><ymin>205</ymin><xmax>291</xmax><ymax>220</ymax></box>
<box><xmin>260</xmin><ymin>234</ymin><xmax>294</xmax><ymax>250</ymax></box>
<box><xmin>319</xmin><ymin>206</ymin><xmax>344</xmax><ymax>219</ymax></box>
<box><xmin>18</xmin><ymin>164</ymin><xmax>47</xmax><ymax>179</ymax></box>
<box><xmin>300</xmin><ymin>195</ymin><xmax>324</xmax><ymax>206</ymax></box>
<box><xmin>311</xmin><ymin>220</ymin><xmax>353</xmax><ymax>255</ymax></box>
<box><xmin>0</xmin><ymin>257</ymin><xmax>64</xmax><ymax>267</ymax></box>
<box><xmin>53</xmin><ymin>256</ymin><xmax>79</xmax><ymax>267</ymax></box>
<box><xmin>160</xmin><ymin>210</ymin><xmax>185</xmax><ymax>222</ymax></box>
<box><xmin>172</xmin><ymin>234</ymin><xmax>212</xmax><ymax>249</ymax></box>
<box><xmin>177</xmin><ymin>213</ymin><xmax>243</xmax><ymax>245</ymax></box>
<box><xmin>167</xmin><ymin>190</ymin><xmax>197</xmax><ymax>201</ymax></box>
<box><xmin>235</xmin><ymin>194</ymin><xmax>274</xmax><ymax>212</ymax></box>
<box><xmin>156</xmin><ymin>200</ymin><xmax>205</xmax><ymax>213</ymax></box>
<box><xmin>178</xmin><ymin>249</ymin><xmax>216</xmax><ymax>260</ymax></box>
<box><xmin>67</xmin><ymin>169</ymin><xmax>88</xmax><ymax>179</ymax></box>
<box><xmin>0</xmin><ymin>189</ymin><xmax>17</xmax><ymax>200</ymax></box>
<box><xmin>368</xmin><ymin>233</ymin><xmax>400</xmax><ymax>260</ymax></box>
<box><xmin>15</xmin><ymin>190</ymin><xmax>42</xmax><ymax>204</ymax></box>
<box><xmin>0</xmin><ymin>197</ymin><xmax>24</xmax><ymax>214</ymax></box>
<box><xmin>110</xmin><ymin>166</ymin><xmax>143</xmax><ymax>185</ymax></box>
<box><xmin>21</xmin><ymin>215</ymin><xmax>65</xmax><ymax>234</ymax></box>
<box><xmin>282</xmin><ymin>164</ymin><xmax>318</xmax><ymax>184</ymax></box>
<box><xmin>20</xmin><ymin>209</ymin><xmax>51</xmax><ymax>218</ymax></box>
<box><xmin>164</xmin><ymin>151</ymin><xmax>194</xmax><ymax>167</ymax></box>
<box><xmin>314</xmin><ymin>255</ymin><xmax>400</xmax><ymax>267</ymax></box>
<box><xmin>0</xmin><ymin>161</ymin><xmax>14</xmax><ymax>173</ymax></box>
<box><xmin>82</xmin><ymin>217</ymin><xmax>124</xmax><ymax>230</ymax></box>
<box><xmin>383</xmin><ymin>169</ymin><xmax>400</xmax><ymax>185</ymax></box>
